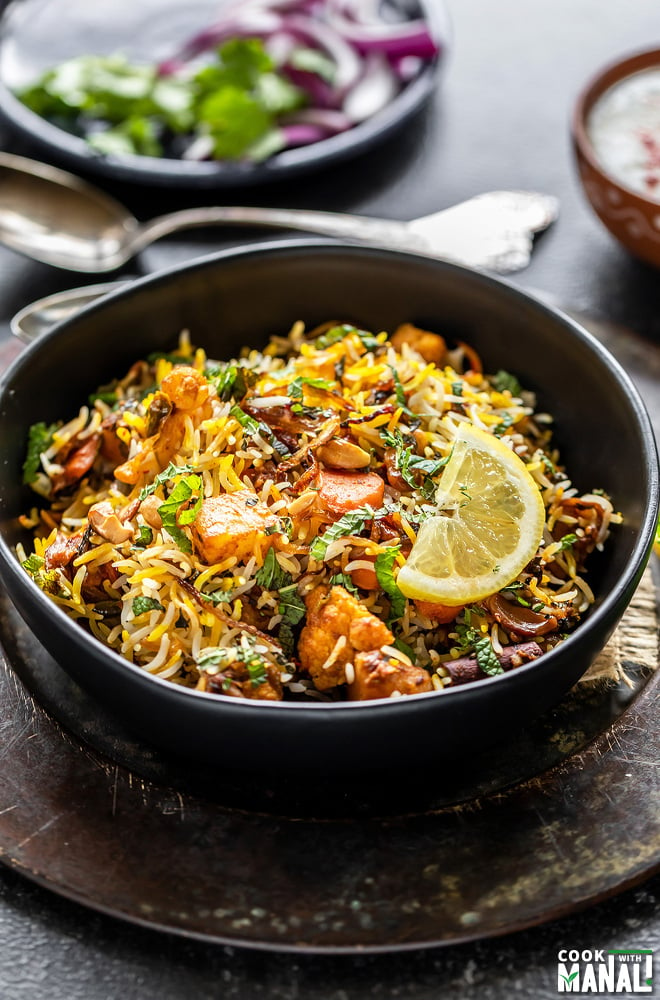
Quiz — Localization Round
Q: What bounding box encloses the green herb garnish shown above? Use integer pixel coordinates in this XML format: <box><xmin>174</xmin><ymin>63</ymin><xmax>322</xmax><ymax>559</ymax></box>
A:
<box><xmin>309</xmin><ymin>505</ymin><xmax>375</xmax><ymax>562</ymax></box>
<box><xmin>132</xmin><ymin>525</ymin><xmax>154</xmax><ymax>549</ymax></box>
<box><xmin>23</xmin><ymin>421</ymin><xmax>57</xmax><ymax>485</ymax></box>
<box><xmin>492</xmin><ymin>370</ymin><xmax>523</xmax><ymax>397</ymax></box>
<box><xmin>278</xmin><ymin>583</ymin><xmax>306</xmax><ymax>626</ymax></box>
<box><xmin>157</xmin><ymin>473</ymin><xmax>203</xmax><ymax>553</ymax></box>
<box><xmin>474</xmin><ymin>635</ymin><xmax>504</xmax><ymax>676</ymax></box>
<box><xmin>374</xmin><ymin>545</ymin><xmax>406</xmax><ymax>624</ymax></box>
<box><xmin>132</xmin><ymin>596</ymin><xmax>165</xmax><ymax>616</ymax></box>
<box><xmin>255</xmin><ymin>547</ymin><xmax>292</xmax><ymax>590</ymax></box>
<box><xmin>138</xmin><ymin>462</ymin><xmax>194</xmax><ymax>502</ymax></box>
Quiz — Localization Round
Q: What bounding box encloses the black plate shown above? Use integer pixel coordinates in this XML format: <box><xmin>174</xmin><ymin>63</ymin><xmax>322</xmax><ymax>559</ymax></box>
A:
<box><xmin>0</xmin><ymin>241</ymin><xmax>657</xmax><ymax>777</ymax></box>
<box><xmin>0</xmin><ymin>0</ymin><xmax>447</xmax><ymax>188</ymax></box>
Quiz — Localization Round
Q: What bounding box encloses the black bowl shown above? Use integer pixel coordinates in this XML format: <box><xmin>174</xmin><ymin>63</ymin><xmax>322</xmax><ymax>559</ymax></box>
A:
<box><xmin>0</xmin><ymin>242</ymin><xmax>656</xmax><ymax>775</ymax></box>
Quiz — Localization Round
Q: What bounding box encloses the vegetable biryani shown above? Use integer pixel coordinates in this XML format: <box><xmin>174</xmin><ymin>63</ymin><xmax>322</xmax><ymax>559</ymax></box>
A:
<box><xmin>19</xmin><ymin>321</ymin><xmax>620</xmax><ymax>701</ymax></box>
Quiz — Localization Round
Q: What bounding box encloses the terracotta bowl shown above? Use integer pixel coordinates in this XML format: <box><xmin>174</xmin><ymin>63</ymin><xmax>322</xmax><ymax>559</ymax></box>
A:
<box><xmin>572</xmin><ymin>47</ymin><xmax>660</xmax><ymax>268</ymax></box>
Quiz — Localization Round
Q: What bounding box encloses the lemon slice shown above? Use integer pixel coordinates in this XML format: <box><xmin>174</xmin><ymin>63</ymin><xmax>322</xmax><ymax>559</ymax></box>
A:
<box><xmin>397</xmin><ymin>422</ymin><xmax>546</xmax><ymax>605</ymax></box>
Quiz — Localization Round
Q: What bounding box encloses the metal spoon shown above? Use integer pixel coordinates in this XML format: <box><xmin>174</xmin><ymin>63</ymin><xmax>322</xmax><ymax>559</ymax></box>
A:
<box><xmin>0</xmin><ymin>151</ymin><xmax>558</xmax><ymax>275</ymax></box>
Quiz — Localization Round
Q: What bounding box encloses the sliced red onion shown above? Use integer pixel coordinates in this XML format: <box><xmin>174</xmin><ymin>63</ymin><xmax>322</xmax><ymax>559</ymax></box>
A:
<box><xmin>389</xmin><ymin>53</ymin><xmax>424</xmax><ymax>81</ymax></box>
<box><xmin>281</xmin><ymin>122</ymin><xmax>329</xmax><ymax>146</ymax></box>
<box><xmin>277</xmin><ymin>14</ymin><xmax>362</xmax><ymax>91</ymax></box>
<box><xmin>334</xmin><ymin>20</ymin><xmax>439</xmax><ymax>58</ymax></box>
<box><xmin>342</xmin><ymin>51</ymin><xmax>399</xmax><ymax>123</ymax></box>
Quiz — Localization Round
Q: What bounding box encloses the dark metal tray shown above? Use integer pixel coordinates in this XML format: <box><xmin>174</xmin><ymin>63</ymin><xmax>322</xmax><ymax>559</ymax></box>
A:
<box><xmin>0</xmin><ymin>568</ymin><xmax>658</xmax><ymax>954</ymax></box>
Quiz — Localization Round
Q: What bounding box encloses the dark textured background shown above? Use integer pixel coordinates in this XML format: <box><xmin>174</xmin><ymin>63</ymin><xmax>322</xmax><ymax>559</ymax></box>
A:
<box><xmin>0</xmin><ymin>0</ymin><xmax>658</xmax><ymax>996</ymax></box>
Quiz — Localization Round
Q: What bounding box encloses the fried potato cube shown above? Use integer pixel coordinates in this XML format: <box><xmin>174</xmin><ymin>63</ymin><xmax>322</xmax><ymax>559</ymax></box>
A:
<box><xmin>348</xmin><ymin>649</ymin><xmax>433</xmax><ymax>701</ymax></box>
<box><xmin>192</xmin><ymin>492</ymin><xmax>277</xmax><ymax>564</ymax></box>
<box><xmin>391</xmin><ymin>323</ymin><xmax>446</xmax><ymax>364</ymax></box>
<box><xmin>298</xmin><ymin>585</ymin><xmax>393</xmax><ymax>690</ymax></box>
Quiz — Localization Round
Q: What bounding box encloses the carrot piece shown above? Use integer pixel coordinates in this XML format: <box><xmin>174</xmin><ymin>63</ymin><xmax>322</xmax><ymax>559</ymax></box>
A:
<box><xmin>350</xmin><ymin>556</ymin><xmax>379</xmax><ymax>590</ymax></box>
<box><xmin>414</xmin><ymin>600</ymin><xmax>465</xmax><ymax>623</ymax></box>
<box><xmin>317</xmin><ymin>470</ymin><xmax>385</xmax><ymax>517</ymax></box>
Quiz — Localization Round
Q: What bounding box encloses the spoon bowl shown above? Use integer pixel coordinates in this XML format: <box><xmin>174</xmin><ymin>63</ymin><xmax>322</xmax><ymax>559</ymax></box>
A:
<box><xmin>0</xmin><ymin>151</ymin><xmax>558</xmax><ymax>274</ymax></box>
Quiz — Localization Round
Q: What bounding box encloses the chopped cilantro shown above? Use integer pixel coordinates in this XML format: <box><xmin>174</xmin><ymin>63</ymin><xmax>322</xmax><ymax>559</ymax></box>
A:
<box><xmin>492</xmin><ymin>370</ymin><xmax>522</xmax><ymax>397</ymax></box>
<box><xmin>381</xmin><ymin>428</ymin><xmax>448</xmax><ymax>496</ymax></box>
<box><xmin>390</xmin><ymin>366</ymin><xmax>409</xmax><ymax>411</ymax></box>
<box><xmin>132</xmin><ymin>525</ymin><xmax>154</xmax><ymax>549</ymax></box>
<box><xmin>89</xmin><ymin>388</ymin><xmax>118</xmax><ymax>407</ymax></box>
<box><xmin>314</xmin><ymin>324</ymin><xmax>380</xmax><ymax>352</ymax></box>
<box><xmin>392</xmin><ymin>636</ymin><xmax>416</xmax><ymax>663</ymax></box>
<box><xmin>206</xmin><ymin>362</ymin><xmax>256</xmax><ymax>401</ymax></box>
<box><xmin>21</xmin><ymin>553</ymin><xmax>60</xmax><ymax>595</ymax></box>
<box><xmin>203</xmin><ymin>589</ymin><xmax>233</xmax><ymax>605</ymax></box>
<box><xmin>327</xmin><ymin>571</ymin><xmax>359</xmax><ymax>595</ymax></box>
<box><xmin>493</xmin><ymin>412</ymin><xmax>515</xmax><ymax>437</ymax></box>
<box><xmin>16</xmin><ymin>39</ymin><xmax>307</xmax><ymax>163</ymax></box>
<box><xmin>23</xmin><ymin>421</ymin><xmax>57</xmax><ymax>485</ymax></box>
<box><xmin>555</xmin><ymin>532</ymin><xmax>578</xmax><ymax>552</ymax></box>
<box><xmin>374</xmin><ymin>545</ymin><xmax>406</xmax><ymax>623</ymax></box>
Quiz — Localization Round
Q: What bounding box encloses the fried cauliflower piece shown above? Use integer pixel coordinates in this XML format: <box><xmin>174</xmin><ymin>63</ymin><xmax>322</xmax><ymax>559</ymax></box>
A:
<box><xmin>348</xmin><ymin>649</ymin><xmax>433</xmax><ymax>701</ymax></box>
<box><xmin>391</xmin><ymin>323</ymin><xmax>446</xmax><ymax>364</ymax></box>
<box><xmin>192</xmin><ymin>492</ymin><xmax>278</xmax><ymax>564</ymax></box>
<box><xmin>160</xmin><ymin>365</ymin><xmax>209</xmax><ymax>411</ymax></box>
<box><xmin>298</xmin><ymin>585</ymin><xmax>394</xmax><ymax>691</ymax></box>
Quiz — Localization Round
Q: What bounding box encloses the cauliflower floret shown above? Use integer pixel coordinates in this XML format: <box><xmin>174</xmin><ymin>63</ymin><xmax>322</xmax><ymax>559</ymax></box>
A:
<box><xmin>298</xmin><ymin>585</ymin><xmax>393</xmax><ymax>691</ymax></box>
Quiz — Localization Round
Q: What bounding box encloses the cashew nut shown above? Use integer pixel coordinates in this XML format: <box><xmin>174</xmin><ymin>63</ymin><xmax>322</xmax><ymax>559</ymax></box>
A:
<box><xmin>317</xmin><ymin>439</ymin><xmax>371</xmax><ymax>469</ymax></box>
<box><xmin>88</xmin><ymin>502</ymin><xmax>134</xmax><ymax>543</ymax></box>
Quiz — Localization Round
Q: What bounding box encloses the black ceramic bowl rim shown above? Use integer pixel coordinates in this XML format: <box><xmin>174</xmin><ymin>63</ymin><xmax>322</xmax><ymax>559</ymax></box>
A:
<box><xmin>0</xmin><ymin>0</ymin><xmax>448</xmax><ymax>188</ymax></box>
<box><xmin>572</xmin><ymin>45</ymin><xmax>660</xmax><ymax>203</ymax></box>
<box><xmin>0</xmin><ymin>240</ymin><xmax>657</xmax><ymax>729</ymax></box>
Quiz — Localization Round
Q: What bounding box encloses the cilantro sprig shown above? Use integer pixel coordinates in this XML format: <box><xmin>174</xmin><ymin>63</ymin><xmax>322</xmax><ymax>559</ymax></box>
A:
<box><xmin>17</xmin><ymin>39</ymin><xmax>306</xmax><ymax>162</ymax></box>
<box><xmin>23</xmin><ymin>421</ymin><xmax>57</xmax><ymax>485</ymax></box>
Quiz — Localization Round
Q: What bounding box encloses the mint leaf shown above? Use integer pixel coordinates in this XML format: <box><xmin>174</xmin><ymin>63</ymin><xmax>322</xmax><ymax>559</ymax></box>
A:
<box><xmin>374</xmin><ymin>545</ymin><xmax>406</xmax><ymax>623</ymax></box>
<box><xmin>474</xmin><ymin>635</ymin><xmax>503</xmax><ymax>676</ymax></box>
<box><xmin>309</xmin><ymin>505</ymin><xmax>375</xmax><ymax>562</ymax></box>
<box><xmin>138</xmin><ymin>462</ymin><xmax>194</xmax><ymax>502</ymax></box>
<box><xmin>255</xmin><ymin>547</ymin><xmax>292</xmax><ymax>590</ymax></box>
<box><xmin>492</xmin><ymin>369</ymin><xmax>522</xmax><ymax>397</ymax></box>
<box><xmin>278</xmin><ymin>584</ymin><xmax>306</xmax><ymax>626</ymax></box>
<box><xmin>23</xmin><ymin>421</ymin><xmax>57</xmax><ymax>485</ymax></box>
<box><xmin>132</xmin><ymin>595</ymin><xmax>165</xmax><ymax>616</ymax></box>
<box><xmin>157</xmin><ymin>473</ymin><xmax>202</xmax><ymax>553</ymax></box>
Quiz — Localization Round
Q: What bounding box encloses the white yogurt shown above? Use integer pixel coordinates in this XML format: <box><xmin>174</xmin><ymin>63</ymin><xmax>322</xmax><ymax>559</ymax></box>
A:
<box><xmin>587</xmin><ymin>66</ymin><xmax>660</xmax><ymax>202</ymax></box>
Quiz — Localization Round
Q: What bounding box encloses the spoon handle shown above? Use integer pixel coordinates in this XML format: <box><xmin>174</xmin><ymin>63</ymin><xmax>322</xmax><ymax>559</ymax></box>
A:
<box><xmin>136</xmin><ymin>206</ymin><xmax>422</xmax><ymax>255</ymax></box>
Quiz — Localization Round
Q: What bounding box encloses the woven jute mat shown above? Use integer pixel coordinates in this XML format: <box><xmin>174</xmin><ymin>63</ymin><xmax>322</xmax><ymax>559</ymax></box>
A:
<box><xmin>577</xmin><ymin>564</ymin><xmax>658</xmax><ymax>687</ymax></box>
